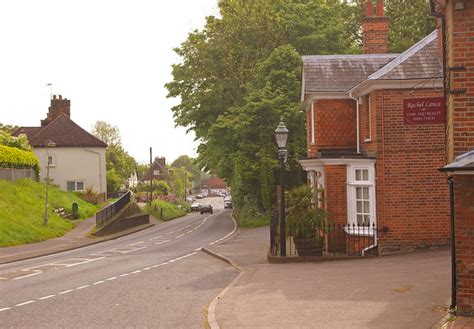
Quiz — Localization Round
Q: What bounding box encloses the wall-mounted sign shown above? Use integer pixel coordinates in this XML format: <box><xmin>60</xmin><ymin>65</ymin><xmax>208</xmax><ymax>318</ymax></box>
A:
<box><xmin>403</xmin><ymin>97</ymin><xmax>445</xmax><ymax>125</ymax></box>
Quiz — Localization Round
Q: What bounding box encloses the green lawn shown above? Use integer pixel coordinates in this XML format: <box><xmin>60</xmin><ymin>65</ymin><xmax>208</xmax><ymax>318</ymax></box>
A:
<box><xmin>143</xmin><ymin>200</ymin><xmax>188</xmax><ymax>221</ymax></box>
<box><xmin>233</xmin><ymin>207</ymin><xmax>271</xmax><ymax>228</ymax></box>
<box><xmin>0</xmin><ymin>179</ymin><xmax>100</xmax><ymax>247</ymax></box>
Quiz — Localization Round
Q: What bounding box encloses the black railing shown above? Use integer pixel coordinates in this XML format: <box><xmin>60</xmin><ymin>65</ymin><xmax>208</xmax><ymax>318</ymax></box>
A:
<box><xmin>96</xmin><ymin>190</ymin><xmax>132</xmax><ymax>228</ymax></box>
<box><xmin>270</xmin><ymin>221</ymin><xmax>378</xmax><ymax>257</ymax></box>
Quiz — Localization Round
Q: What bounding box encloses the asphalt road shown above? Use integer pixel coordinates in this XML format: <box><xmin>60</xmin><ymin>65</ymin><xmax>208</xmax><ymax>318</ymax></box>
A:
<box><xmin>0</xmin><ymin>197</ymin><xmax>238</xmax><ymax>328</ymax></box>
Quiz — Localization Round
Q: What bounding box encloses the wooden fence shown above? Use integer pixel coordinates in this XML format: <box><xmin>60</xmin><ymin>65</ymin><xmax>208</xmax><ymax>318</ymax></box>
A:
<box><xmin>0</xmin><ymin>168</ymin><xmax>36</xmax><ymax>182</ymax></box>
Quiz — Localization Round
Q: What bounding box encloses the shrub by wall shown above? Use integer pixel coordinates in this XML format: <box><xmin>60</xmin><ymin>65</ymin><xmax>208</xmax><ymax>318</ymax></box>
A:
<box><xmin>0</xmin><ymin>145</ymin><xmax>40</xmax><ymax>180</ymax></box>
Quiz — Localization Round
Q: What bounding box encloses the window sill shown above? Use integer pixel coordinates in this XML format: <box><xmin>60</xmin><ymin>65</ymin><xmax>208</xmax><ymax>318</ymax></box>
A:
<box><xmin>344</xmin><ymin>226</ymin><xmax>375</xmax><ymax>237</ymax></box>
<box><xmin>364</xmin><ymin>138</ymin><xmax>372</xmax><ymax>143</ymax></box>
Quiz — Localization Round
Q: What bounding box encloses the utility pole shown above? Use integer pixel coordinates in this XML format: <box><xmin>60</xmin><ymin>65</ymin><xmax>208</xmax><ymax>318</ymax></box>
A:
<box><xmin>184</xmin><ymin>171</ymin><xmax>187</xmax><ymax>201</ymax></box>
<box><xmin>149</xmin><ymin>147</ymin><xmax>153</xmax><ymax>204</ymax></box>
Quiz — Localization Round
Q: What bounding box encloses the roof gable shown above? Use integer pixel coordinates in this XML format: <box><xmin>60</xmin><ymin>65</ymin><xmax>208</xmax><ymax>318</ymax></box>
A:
<box><xmin>368</xmin><ymin>30</ymin><xmax>441</xmax><ymax>80</ymax></box>
<box><xmin>27</xmin><ymin>114</ymin><xmax>107</xmax><ymax>148</ymax></box>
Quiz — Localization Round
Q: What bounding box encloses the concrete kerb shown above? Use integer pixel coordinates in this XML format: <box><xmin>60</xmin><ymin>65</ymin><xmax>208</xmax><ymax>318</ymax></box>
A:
<box><xmin>202</xmin><ymin>212</ymin><xmax>240</xmax><ymax>329</ymax></box>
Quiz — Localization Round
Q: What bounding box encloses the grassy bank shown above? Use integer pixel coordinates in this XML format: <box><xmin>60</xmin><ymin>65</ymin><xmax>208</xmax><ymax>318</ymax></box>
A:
<box><xmin>0</xmin><ymin>179</ymin><xmax>100</xmax><ymax>247</ymax></box>
<box><xmin>144</xmin><ymin>199</ymin><xmax>188</xmax><ymax>221</ymax></box>
<box><xmin>233</xmin><ymin>206</ymin><xmax>270</xmax><ymax>228</ymax></box>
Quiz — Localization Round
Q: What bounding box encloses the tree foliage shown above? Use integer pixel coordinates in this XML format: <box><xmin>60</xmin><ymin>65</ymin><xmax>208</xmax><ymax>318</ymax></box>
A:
<box><xmin>0</xmin><ymin>131</ymin><xmax>32</xmax><ymax>151</ymax></box>
<box><xmin>171</xmin><ymin>155</ymin><xmax>203</xmax><ymax>189</ymax></box>
<box><xmin>166</xmin><ymin>0</ymin><xmax>436</xmax><ymax>216</ymax></box>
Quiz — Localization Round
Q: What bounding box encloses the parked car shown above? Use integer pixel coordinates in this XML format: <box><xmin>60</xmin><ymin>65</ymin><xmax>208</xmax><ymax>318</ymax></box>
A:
<box><xmin>200</xmin><ymin>204</ymin><xmax>213</xmax><ymax>214</ymax></box>
<box><xmin>195</xmin><ymin>193</ymin><xmax>204</xmax><ymax>199</ymax></box>
<box><xmin>224</xmin><ymin>200</ymin><xmax>233</xmax><ymax>209</ymax></box>
<box><xmin>191</xmin><ymin>203</ymin><xmax>201</xmax><ymax>212</ymax></box>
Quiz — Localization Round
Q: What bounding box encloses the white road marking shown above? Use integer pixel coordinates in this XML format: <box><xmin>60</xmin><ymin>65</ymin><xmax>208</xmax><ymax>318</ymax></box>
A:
<box><xmin>194</xmin><ymin>248</ymin><xmax>202</xmax><ymax>251</ymax></box>
<box><xmin>0</xmin><ymin>307</ymin><xmax>12</xmax><ymax>312</ymax></box>
<box><xmin>59</xmin><ymin>290</ymin><xmax>73</xmax><ymax>295</ymax></box>
<box><xmin>76</xmin><ymin>285</ymin><xmax>90</xmax><ymax>290</ymax></box>
<box><xmin>106</xmin><ymin>277</ymin><xmax>117</xmax><ymax>281</ymax></box>
<box><xmin>154</xmin><ymin>240</ymin><xmax>171</xmax><ymax>245</ymax></box>
<box><xmin>119</xmin><ymin>273</ymin><xmax>130</xmax><ymax>277</ymax></box>
<box><xmin>131</xmin><ymin>270</ymin><xmax>141</xmax><ymax>274</ymax></box>
<box><xmin>187</xmin><ymin>230</ymin><xmax>193</xmax><ymax>234</ymax></box>
<box><xmin>176</xmin><ymin>234</ymin><xmax>185</xmax><ymax>238</ymax></box>
<box><xmin>143</xmin><ymin>267</ymin><xmax>151</xmax><ymax>271</ymax></box>
<box><xmin>93</xmin><ymin>281</ymin><xmax>105</xmax><ymax>285</ymax></box>
<box><xmin>38</xmin><ymin>295</ymin><xmax>55</xmax><ymax>300</ymax></box>
<box><xmin>15</xmin><ymin>300</ymin><xmax>35</xmax><ymax>307</ymax></box>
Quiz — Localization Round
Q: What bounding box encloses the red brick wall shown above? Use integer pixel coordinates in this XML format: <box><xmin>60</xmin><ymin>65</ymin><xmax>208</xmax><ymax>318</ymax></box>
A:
<box><xmin>41</xmin><ymin>95</ymin><xmax>71</xmax><ymax>127</ymax></box>
<box><xmin>454</xmin><ymin>175</ymin><xmax>474</xmax><ymax>315</ymax></box>
<box><xmin>445</xmin><ymin>0</ymin><xmax>474</xmax><ymax>161</ymax></box>
<box><xmin>372</xmin><ymin>89</ymin><xmax>450</xmax><ymax>254</ymax></box>
<box><xmin>362</xmin><ymin>16</ymin><xmax>389</xmax><ymax>54</ymax></box>
<box><xmin>324</xmin><ymin>165</ymin><xmax>347</xmax><ymax>226</ymax></box>
<box><xmin>307</xmin><ymin>99</ymin><xmax>357</xmax><ymax>157</ymax></box>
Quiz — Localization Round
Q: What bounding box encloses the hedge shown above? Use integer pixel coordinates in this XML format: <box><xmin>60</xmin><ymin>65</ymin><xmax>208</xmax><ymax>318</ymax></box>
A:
<box><xmin>0</xmin><ymin>145</ymin><xmax>40</xmax><ymax>180</ymax></box>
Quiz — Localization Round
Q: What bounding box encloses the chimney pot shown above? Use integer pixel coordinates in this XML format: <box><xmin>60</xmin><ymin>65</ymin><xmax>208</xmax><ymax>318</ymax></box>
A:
<box><xmin>376</xmin><ymin>0</ymin><xmax>384</xmax><ymax>16</ymax></box>
<box><xmin>53</xmin><ymin>95</ymin><xmax>57</xmax><ymax>99</ymax></box>
<box><xmin>365</xmin><ymin>1</ymin><xmax>374</xmax><ymax>17</ymax></box>
<box><xmin>59</xmin><ymin>95</ymin><xmax>62</xmax><ymax>100</ymax></box>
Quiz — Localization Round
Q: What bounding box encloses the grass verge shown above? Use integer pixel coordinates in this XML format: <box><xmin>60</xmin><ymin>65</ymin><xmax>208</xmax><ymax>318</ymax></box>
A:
<box><xmin>233</xmin><ymin>207</ymin><xmax>270</xmax><ymax>228</ymax></box>
<box><xmin>143</xmin><ymin>199</ymin><xmax>188</xmax><ymax>221</ymax></box>
<box><xmin>0</xmin><ymin>179</ymin><xmax>100</xmax><ymax>247</ymax></box>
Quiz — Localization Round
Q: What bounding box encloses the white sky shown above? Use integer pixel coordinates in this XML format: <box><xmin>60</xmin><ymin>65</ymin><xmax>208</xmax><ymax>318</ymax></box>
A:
<box><xmin>0</xmin><ymin>0</ymin><xmax>219</xmax><ymax>164</ymax></box>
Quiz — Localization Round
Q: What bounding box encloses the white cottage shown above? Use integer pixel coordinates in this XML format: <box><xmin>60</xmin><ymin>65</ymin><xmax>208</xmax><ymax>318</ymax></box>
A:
<box><xmin>14</xmin><ymin>95</ymin><xmax>107</xmax><ymax>195</ymax></box>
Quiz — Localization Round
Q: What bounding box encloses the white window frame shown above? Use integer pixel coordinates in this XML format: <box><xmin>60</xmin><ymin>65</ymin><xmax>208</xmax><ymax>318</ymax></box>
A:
<box><xmin>346</xmin><ymin>163</ymin><xmax>376</xmax><ymax>236</ymax></box>
<box><xmin>364</xmin><ymin>95</ymin><xmax>372</xmax><ymax>142</ymax></box>
<box><xmin>45</xmin><ymin>154</ymin><xmax>56</xmax><ymax>168</ymax></box>
<box><xmin>67</xmin><ymin>181</ymin><xmax>85</xmax><ymax>192</ymax></box>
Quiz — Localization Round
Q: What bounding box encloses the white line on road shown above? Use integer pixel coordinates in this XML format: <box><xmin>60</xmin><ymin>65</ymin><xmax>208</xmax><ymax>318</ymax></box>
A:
<box><xmin>176</xmin><ymin>234</ymin><xmax>185</xmax><ymax>238</ymax></box>
<box><xmin>93</xmin><ymin>281</ymin><xmax>105</xmax><ymax>285</ymax></box>
<box><xmin>76</xmin><ymin>285</ymin><xmax>90</xmax><ymax>290</ymax></box>
<box><xmin>106</xmin><ymin>277</ymin><xmax>117</xmax><ymax>281</ymax></box>
<box><xmin>38</xmin><ymin>295</ymin><xmax>55</xmax><ymax>300</ymax></box>
<box><xmin>131</xmin><ymin>270</ymin><xmax>141</xmax><ymax>274</ymax></box>
<box><xmin>15</xmin><ymin>301</ymin><xmax>35</xmax><ymax>307</ymax></box>
<box><xmin>119</xmin><ymin>273</ymin><xmax>130</xmax><ymax>277</ymax></box>
<box><xmin>59</xmin><ymin>290</ymin><xmax>73</xmax><ymax>295</ymax></box>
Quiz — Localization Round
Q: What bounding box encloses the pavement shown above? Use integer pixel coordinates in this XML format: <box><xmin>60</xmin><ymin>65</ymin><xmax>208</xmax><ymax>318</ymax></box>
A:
<box><xmin>1</xmin><ymin>214</ymin><xmax>473</xmax><ymax>328</ymax></box>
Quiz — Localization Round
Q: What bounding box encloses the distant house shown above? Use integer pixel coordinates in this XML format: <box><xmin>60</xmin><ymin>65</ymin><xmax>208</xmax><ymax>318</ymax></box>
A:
<box><xmin>299</xmin><ymin>1</ymin><xmax>449</xmax><ymax>255</ymax></box>
<box><xmin>14</xmin><ymin>95</ymin><xmax>107</xmax><ymax>195</ymax></box>
<box><xmin>142</xmin><ymin>157</ymin><xmax>167</xmax><ymax>182</ymax></box>
<box><xmin>200</xmin><ymin>176</ymin><xmax>228</xmax><ymax>195</ymax></box>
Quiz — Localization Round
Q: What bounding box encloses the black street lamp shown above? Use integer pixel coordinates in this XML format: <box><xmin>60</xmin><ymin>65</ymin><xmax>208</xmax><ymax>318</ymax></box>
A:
<box><xmin>275</xmin><ymin>120</ymin><xmax>289</xmax><ymax>257</ymax></box>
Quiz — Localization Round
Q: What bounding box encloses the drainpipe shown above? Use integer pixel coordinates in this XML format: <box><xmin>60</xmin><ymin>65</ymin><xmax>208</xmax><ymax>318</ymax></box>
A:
<box><xmin>349</xmin><ymin>93</ymin><xmax>361</xmax><ymax>154</ymax></box>
<box><xmin>448</xmin><ymin>176</ymin><xmax>457</xmax><ymax>312</ymax></box>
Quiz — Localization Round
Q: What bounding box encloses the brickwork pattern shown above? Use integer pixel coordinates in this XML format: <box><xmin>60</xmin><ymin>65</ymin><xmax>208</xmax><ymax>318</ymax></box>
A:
<box><xmin>362</xmin><ymin>17</ymin><xmax>389</xmax><ymax>54</ymax></box>
<box><xmin>371</xmin><ymin>89</ymin><xmax>450</xmax><ymax>254</ymax></box>
<box><xmin>324</xmin><ymin>165</ymin><xmax>347</xmax><ymax>226</ymax></box>
<box><xmin>307</xmin><ymin>99</ymin><xmax>357</xmax><ymax>157</ymax></box>
<box><xmin>454</xmin><ymin>175</ymin><xmax>474</xmax><ymax>315</ymax></box>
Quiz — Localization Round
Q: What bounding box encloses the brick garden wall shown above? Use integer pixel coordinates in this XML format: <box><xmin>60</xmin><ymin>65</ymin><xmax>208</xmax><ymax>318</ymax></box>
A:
<box><xmin>370</xmin><ymin>89</ymin><xmax>450</xmax><ymax>253</ymax></box>
<box><xmin>454</xmin><ymin>175</ymin><xmax>474</xmax><ymax>315</ymax></box>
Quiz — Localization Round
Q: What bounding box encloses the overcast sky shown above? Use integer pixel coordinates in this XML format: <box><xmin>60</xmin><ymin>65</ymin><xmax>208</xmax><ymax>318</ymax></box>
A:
<box><xmin>0</xmin><ymin>0</ymin><xmax>219</xmax><ymax>164</ymax></box>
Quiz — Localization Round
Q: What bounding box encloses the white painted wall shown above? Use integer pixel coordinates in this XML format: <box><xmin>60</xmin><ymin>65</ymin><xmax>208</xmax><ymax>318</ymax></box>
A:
<box><xmin>35</xmin><ymin>147</ymin><xmax>106</xmax><ymax>194</ymax></box>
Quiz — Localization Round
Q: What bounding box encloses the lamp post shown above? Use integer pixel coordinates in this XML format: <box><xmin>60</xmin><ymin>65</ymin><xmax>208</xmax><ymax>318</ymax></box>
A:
<box><xmin>275</xmin><ymin>120</ymin><xmax>289</xmax><ymax>257</ymax></box>
<box><xmin>43</xmin><ymin>140</ymin><xmax>56</xmax><ymax>226</ymax></box>
<box><xmin>184</xmin><ymin>171</ymin><xmax>187</xmax><ymax>201</ymax></box>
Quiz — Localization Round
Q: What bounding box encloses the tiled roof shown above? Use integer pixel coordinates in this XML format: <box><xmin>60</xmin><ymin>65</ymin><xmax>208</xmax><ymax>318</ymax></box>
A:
<box><xmin>441</xmin><ymin>150</ymin><xmax>474</xmax><ymax>172</ymax></box>
<box><xmin>368</xmin><ymin>30</ymin><xmax>441</xmax><ymax>80</ymax></box>
<box><xmin>17</xmin><ymin>114</ymin><xmax>107</xmax><ymax>148</ymax></box>
<box><xmin>302</xmin><ymin>54</ymin><xmax>397</xmax><ymax>93</ymax></box>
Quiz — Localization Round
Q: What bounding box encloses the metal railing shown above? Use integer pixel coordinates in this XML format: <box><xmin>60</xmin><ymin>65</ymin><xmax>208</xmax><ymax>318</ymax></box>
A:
<box><xmin>270</xmin><ymin>219</ymin><xmax>378</xmax><ymax>257</ymax></box>
<box><xmin>96</xmin><ymin>190</ymin><xmax>132</xmax><ymax>228</ymax></box>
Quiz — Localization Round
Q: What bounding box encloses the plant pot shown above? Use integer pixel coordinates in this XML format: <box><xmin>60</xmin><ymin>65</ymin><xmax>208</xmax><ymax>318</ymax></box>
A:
<box><xmin>294</xmin><ymin>238</ymin><xmax>323</xmax><ymax>256</ymax></box>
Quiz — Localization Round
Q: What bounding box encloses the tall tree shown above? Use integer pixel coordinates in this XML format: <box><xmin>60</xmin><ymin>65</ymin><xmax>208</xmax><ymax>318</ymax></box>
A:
<box><xmin>91</xmin><ymin>121</ymin><xmax>121</xmax><ymax>146</ymax></box>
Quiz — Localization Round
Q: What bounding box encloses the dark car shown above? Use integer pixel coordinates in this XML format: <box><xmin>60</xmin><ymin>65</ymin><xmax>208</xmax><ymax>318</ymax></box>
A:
<box><xmin>200</xmin><ymin>204</ymin><xmax>213</xmax><ymax>214</ymax></box>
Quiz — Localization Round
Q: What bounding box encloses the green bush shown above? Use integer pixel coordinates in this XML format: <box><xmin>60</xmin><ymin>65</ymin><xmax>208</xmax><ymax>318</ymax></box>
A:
<box><xmin>0</xmin><ymin>144</ymin><xmax>40</xmax><ymax>180</ymax></box>
<box><xmin>144</xmin><ymin>199</ymin><xmax>187</xmax><ymax>221</ymax></box>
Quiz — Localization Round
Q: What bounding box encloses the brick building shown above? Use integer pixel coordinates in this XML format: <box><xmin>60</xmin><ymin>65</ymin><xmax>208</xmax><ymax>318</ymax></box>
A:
<box><xmin>299</xmin><ymin>0</ymin><xmax>449</xmax><ymax>255</ymax></box>
<box><xmin>433</xmin><ymin>0</ymin><xmax>474</xmax><ymax>316</ymax></box>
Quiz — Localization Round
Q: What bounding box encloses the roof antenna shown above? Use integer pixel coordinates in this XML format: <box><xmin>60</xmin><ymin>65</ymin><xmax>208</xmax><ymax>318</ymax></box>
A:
<box><xmin>46</xmin><ymin>83</ymin><xmax>53</xmax><ymax>99</ymax></box>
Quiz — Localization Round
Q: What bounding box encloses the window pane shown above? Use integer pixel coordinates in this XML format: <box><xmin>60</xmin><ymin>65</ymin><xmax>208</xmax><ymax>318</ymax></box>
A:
<box><xmin>363</xmin><ymin>201</ymin><xmax>370</xmax><ymax>213</ymax></box>
<box><xmin>363</xmin><ymin>187</ymin><xmax>369</xmax><ymax>199</ymax></box>
<box><xmin>67</xmin><ymin>181</ymin><xmax>75</xmax><ymax>192</ymax></box>
<box><xmin>47</xmin><ymin>156</ymin><xmax>53</xmax><ymax>165</ymax></box>
<box><xmin>362</xmin><ymin>169</ymin><xmax>369</xmax><ymax>181</ymax></box>
<box><xmin>356</xmin><ymin>187</ymin><xmax>362</xmax><ymax>199</ymax></box>
<box><xmin>357</xmin><ymin>214</ymin><xmax>363</xmax><ymax>225</ymax></box>
<box><xmin>356</xmin><ymin>201</ymin><xmax>362</xmax><ymax>213</ymax></box>
<box><xmin>355</xmin><ymin>170</ymin><xmax>361</xmax><ymax>181</ymax></box>
<box><xmin>76</xmin><ymin>182</ymin><xmax>84</xmax><ymax>191</ymax></box>
<box><xmin>364</xmin><ymin>215</ymin><xmax>370</xmax><ymax>226</ymax></box>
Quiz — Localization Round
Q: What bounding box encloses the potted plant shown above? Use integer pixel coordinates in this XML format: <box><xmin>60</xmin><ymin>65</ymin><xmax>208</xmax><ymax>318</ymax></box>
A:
<box><xmin>286</xmin><ymin>185</ymin><xmax>326</xmax><ymax>256</ymax></box>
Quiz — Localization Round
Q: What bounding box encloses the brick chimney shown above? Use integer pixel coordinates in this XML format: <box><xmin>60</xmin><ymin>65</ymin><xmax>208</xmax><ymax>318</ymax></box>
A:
<box><xmin>362</xmin><ymin>0</ymin><xmax>389</xmax><ymax>54</ymax></box>
<box><xmin>41</xmin><ymin>95</ymin><xmax>71</xmax><ymax>127</ymax></box>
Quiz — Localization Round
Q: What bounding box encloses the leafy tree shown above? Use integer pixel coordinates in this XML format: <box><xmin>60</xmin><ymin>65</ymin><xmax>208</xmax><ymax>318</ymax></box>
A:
<box><xmin>0</xmin><ymin>123</ymin><xmax>19</xmax><ymax>134</ymax></box>
<box><xmin>0</xmin><ymin>131</ymin><xmax>31</xmax><ymax>151</ymax></box>
<box><xmin>91</xmin><ymin>121</ymin><xmax>137</xmax><ymax>191</ymax></box>
<box><xmin>91</xmin><ymin>121</ymin><xmax>121</xmax><ymax>146</ymax></box>
<box><xmin>171</xmin><ymin>155</ymin><xmax>203</xmax><ymax>188</ymax></box>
